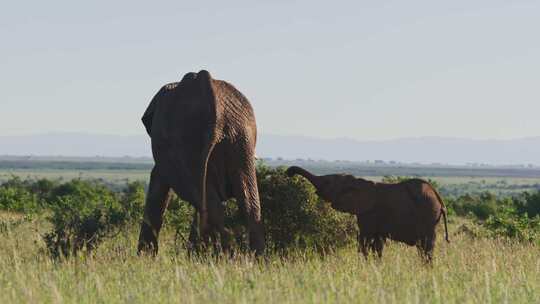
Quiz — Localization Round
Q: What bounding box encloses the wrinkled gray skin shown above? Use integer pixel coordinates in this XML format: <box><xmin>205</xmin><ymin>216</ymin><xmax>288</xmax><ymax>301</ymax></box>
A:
<box><xmin>138</xmin><ymin>70</ymin><xmax>264</xmax><ymax>256</ymax></box>
<box><xmin>286</xmin><ymin>166</ymin><xmax>449</xmax><ymax>262</ymax></box>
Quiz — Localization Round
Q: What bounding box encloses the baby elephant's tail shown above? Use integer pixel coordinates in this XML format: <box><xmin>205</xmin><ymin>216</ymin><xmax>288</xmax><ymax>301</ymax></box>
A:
<box><xmin>441</xmin><ymin>207</ymin><xmax>450</xmax><ymax>243</ymax></box>
<box><xmin>432</xmin><ymin>189</ymin><xmax>450</xmax><ymax>243</ymax></box>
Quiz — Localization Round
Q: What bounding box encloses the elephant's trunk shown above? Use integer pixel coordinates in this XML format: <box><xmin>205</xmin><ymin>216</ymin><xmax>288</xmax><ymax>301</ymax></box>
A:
<box><xmin>286</xmin><ymin>166</ymin><xmax>323</xmax><ymax>188</ymax></box>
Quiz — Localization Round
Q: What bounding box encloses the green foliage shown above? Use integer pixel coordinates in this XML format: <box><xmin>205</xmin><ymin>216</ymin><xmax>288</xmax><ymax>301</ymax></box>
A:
<box><xmin>381</xmin><ymin>175</ymin><xmax>412</xmax><ymax>184</ymax></box>
<box><xmin>163</xmin><ymin>165</ymin><xmax>358</xmax><ymax>252</ymax></box>
<box><xmin>513</xmin><ymin>191</ymin><xmax>540</xmax><ymax>218</ymax></box>
<box><xmin>484</xmin><ymin>212</ymin><xmax>540</xmax><ymax>242</ymax></box>
<box><xmin>43</xmin><ymin>180</ymin><xmax>129</xmax><ymax>258</ymax></box>
<box><xmin>164</xmin><ymin>194</ymin><xmax>195</xmax><ymax>249</ymax></box>
<box><xmin>482</xmin><ymin>190</ymin><xmax>540</xmax><ymax>242</ymax></box>
<box><xmin>4</xmin><ymin>171</ymin><xmax>540</xmax><ymax>255</ymax></box>
<box><xmin>257</xmin><ymin>165</ymin><xmax>357</xmax><ymax>251</ymax></box>
<box><xmin>446</xmin><ymin>192</ymin><xmax>513</xmax><ymax>220</ymax></box>
<box><xmin>0</xmin><ymin>176</ymin><xmax>40</xmax><ymax>212</ymax></box>
<box><xmin>381</xmin><ymin>175</ymin><xmax>440</xmax><ymax>190</ymax></box>
<box><xmin>446</xmin><ymin>191</ymin><xmax>540</xmax><ymax>242</ymax></box>
<box><xmin>119</xmin><ymin>181</ymin><xmax>146</xmax><ymax>223</ymax></box>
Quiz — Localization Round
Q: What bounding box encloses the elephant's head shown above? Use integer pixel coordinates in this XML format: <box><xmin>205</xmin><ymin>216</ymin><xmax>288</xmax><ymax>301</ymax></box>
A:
<box><xmin>286</xmin><ymin>166</ymin><xmax>376</xmax><ymax>215</ymax></box>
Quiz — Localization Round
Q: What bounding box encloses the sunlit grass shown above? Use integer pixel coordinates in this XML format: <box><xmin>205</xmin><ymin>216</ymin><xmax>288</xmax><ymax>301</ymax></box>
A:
<box><xmin>0</xmin><ymin>214</ymin><xmax>538</xmax><ymax>303</ymax></box>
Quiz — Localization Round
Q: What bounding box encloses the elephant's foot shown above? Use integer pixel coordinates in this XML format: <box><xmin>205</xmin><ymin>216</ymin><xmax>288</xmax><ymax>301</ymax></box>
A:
<box><xmin>416</xmin><ymin>245</ymin><xmax>434</xmax><ymax>265</ymax></box>
<box><xmin>247</xmin><ymin>222</ymin><xmax>265</xmax><ymax>256</ymax></box>
<box><xmin>372</xmin><ymin>237</ymin><xmax>384</xmax><ymax>259</ymax></box>
<box><xmin>137</xmin><ymin>224</ymin><xmax>159</xmax><ymax>256</ymax></box>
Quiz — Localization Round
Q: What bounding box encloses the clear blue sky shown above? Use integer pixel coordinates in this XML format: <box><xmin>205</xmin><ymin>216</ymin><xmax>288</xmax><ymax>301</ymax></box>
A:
<box><xmin>1</xmin><ymin>1</ymin><xmax>539</xmax><ymax>140</ymax></box>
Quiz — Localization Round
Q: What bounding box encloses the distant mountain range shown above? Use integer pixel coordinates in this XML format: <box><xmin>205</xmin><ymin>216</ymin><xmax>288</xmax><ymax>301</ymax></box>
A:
<box><xmin>1</xmin><ymin>133</ymin><xmax>540</xmax><ymax>165</ymax></box>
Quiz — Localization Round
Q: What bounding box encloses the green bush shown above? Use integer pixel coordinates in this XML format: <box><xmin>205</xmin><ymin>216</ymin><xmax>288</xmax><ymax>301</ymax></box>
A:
<box><xmin>43</xmin><ymin>180</ymin><xmax>128</xmax><ymax>258</ymax></box>
<box><xmin>119</xmin><ymin>181</ymin><xmax>146</xmax><ymax>224</ymax></box>
<box><xmin>447</xmin><ymin>192</ymin><xmax>512</xmax><ymax>220</ymax></box>
<box><xmin>257</xmin><ymin>165</ymin><xmax>357</xmax><ymax>251</ymax></box>
<box><xmin>0</xmin><ymin>177</ymin><xmax>40</xmax><ymax>213</ymax></box>
<box><xmin>381</xmin><ymin>175</ymin><xmax>440</xmax><ymax>190</ymax></box>
<box><xmin>484</xmin><ymin>212</ymin><xmax>540</xmax><ymax>242</ymax></box>
<box><xmin>30</xmin><ymin>178</ymin><xmax>59</xmax><ymax>207</ymax></box>
<box><xmin>513</xmin><ymin>191</ymin><xmax>540</xmax><ymax>218</ymax></box>
<box><xmin>163</xmin><ymin>166</ymin><xmax>357</xmax><ymax>253</ymax></box>
<box><xmin>164</xmin><ymin>194</ymin><xmax>195</xmax><ymax>249</ymax></box>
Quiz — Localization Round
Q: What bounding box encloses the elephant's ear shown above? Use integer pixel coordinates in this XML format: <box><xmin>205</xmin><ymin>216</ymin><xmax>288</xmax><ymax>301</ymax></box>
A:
<box><xmin>141</xmin><ymin>83</ymin><xmax>177</xmax><ymax>137</ymax></box>
<box><xmin>142</xmin><ymin>73</ymin><xmax>198</xmax><ymax>137</ymax></box>
<box><xmin>142</xmin><ymin>92</ymin><xmax>159</xmax><ymax>136</ymax></box>
<box><xmin>335</xmin><ymin>181</ymin><xmax>376</xmax><ymax>215</ymax></box>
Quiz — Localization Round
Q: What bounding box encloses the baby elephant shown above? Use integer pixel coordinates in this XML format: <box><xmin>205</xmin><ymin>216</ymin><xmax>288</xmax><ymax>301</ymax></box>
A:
<box><xmin>286</xmin><ymin>166</ymin><xmax>449</xmax><ymax>262</ymax></box>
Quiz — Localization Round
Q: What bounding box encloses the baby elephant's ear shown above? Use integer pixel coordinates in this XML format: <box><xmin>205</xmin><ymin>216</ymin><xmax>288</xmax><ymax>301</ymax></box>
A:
<box><xmin>336</xmin><ymin>187</ymin><xmax>376</xmax><ymax>215</ymax></box>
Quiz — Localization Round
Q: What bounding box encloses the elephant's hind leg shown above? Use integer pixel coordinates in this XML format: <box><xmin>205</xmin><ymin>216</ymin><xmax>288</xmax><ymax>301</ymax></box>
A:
<box><xmin>187</xmin><ymin>213</ymin><xmax>214</xmax><ymax>256</ymax></box>
<box><xmin>188</xmin><ymin>225</ymin><xmax>233</xmax><ymax>258</ymax></box>
<box><xmin>208</xmin><ymin>200</ymin><xmax>235</xmax><ymax>256</ymax></box>
<box><xmin>357</xmin><ymin>218</ymin><xmax>380</xmax><ymax>260</ymax></box>
<box><xmin>357</xmin><ymin>233</ymin><xmax>371</xmax><ymax>260</ymax></box>
<box><xmin>138</xmin><ymin>167</ymin><xmax>172</xmax><ymax>255</ymax></box>
<box><xmin>372</xmin><ymin>236</ymin><xmax>384</xmax><ymax>259</ymax></box>
<box><xmin>187</xmin><ymin>217</ymin><xmax>202</xmax><ymax>256</ymax></box>
<box><xmin>230</xmin><ymin>154</ymin><xmax>264</xmax><ymax>256</ymax></box>
<box><xmin>416</xmin><ymin>232</ymin><xmax>436</xmax><ymax>264</ymax></box>
<box><xmin>187</xmin><ymin>193</ymin><xmax>234</xmax><ymax>257</ymax></box>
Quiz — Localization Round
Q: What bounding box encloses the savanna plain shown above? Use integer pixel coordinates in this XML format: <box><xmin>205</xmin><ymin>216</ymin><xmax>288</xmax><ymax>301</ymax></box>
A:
<box><xmin>0</xmin><ymin>160</ymin><xmax>539</xmax><ymax>303</ymax></box>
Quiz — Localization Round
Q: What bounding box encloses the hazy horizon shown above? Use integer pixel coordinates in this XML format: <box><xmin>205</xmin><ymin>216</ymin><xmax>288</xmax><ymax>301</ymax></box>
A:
<box><xmin>2</xmin><ymin>1</ymin><xmax>540</xmax><ymax>141</ymax></box>
<box><xmin>4</xmin><ymin>131</ymin><xmax>540</xmax><ymax>142</ymax></box>
<box><xmin>3</xmin><ymin>132</ymin><xmax>540</xmax><ymax>165</ymax></box>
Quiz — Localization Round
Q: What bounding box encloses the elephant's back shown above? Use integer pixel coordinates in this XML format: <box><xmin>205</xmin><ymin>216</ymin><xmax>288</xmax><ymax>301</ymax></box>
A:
<box><xmin>401</xmin><ymin>179</ymin><xmax>444</xmax><ymax>222</ymax></box>
<box><xmin>376</xmin><ymin>181</ymin><xmax>442</xmax><ymax>243</ymax></box>
<box><xmin>213</xmin><ymin>80</ymin><xmax>258</xmax><ymax>145</ymax></box>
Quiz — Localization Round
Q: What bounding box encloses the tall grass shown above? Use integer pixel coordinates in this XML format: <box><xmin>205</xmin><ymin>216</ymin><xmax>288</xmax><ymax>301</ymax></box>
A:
<box><xmin>0</xmin><ymin>214</ymin><xmax>538</xmax><ymax>304</ymax></box>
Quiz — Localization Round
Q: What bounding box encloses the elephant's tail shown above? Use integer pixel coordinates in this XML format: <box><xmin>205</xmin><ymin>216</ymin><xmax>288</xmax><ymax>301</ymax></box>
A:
<box><xmin>432</xmin><ymin>188</ymin><xmax>450</xmax><ymax>243</ymax></box>
<box><xmin>441</xmin><ymin>207</ymin><xmax>450</xmax><ymax>243</ymax></box>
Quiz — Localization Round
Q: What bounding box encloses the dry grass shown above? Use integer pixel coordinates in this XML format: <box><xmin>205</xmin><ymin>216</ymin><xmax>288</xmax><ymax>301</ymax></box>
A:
<box><xmin>0</xmin><ymin>214</ymin><xmax>538</xmax><ymax>304</ymax></box>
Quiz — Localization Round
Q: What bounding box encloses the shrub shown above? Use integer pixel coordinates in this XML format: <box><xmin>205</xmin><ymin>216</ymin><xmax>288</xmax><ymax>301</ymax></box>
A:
<box><xmin>257</xmin><ymin>165</ymin><xmax>357</xmax><ymax>251</ymax></box>
<box><xmin>0</xmin><ymin>177</ymin><xmax>39</xmax><ymax>213</ymax></box>
<box><xmin>30</xmin><ymin>178</ymin><xmax>59</xmax><ymax>207</ymax></box>
<box><xmin>165</xmin><ymin>194</ymin><xmax>195</xmax><ymax>249</ymax></box>
<box><xmin>484</xmin><ymin>212</ymin><xmax>540</xmax><ymax>242</ymax></box>
<box><xmin>447</xmin><ymin>192</ymin><xmax>512</xmax><ymax>220</ymax></box>
<box><xmin>513</xmin><ymin>191</ymin><xmax>540</xmax><ymax>218</ymax></box>
<box><xmin>43</xmin><ymin>180</ymin><xmax>128</xmax><ymax>258</ymax></box>
<box><xmin>164</xmin><ymin>166</ymin><xmax>357</xmax><ymax>253</ymax></box>
<box><xmin>381</xmin><ymin>175</ymin><xmax>441</xmax><ymax>190</ymax></box>
<box><xmin>119</xmin><ymin>181</ymin><xmax>146</xmax><ymax>223</ymax></box>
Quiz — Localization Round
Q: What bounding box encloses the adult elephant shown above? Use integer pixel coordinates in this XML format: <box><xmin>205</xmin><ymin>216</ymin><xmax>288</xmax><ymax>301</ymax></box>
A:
<box><xmin>138</xmin><ymin>70</ymin><xmax>264</xmax><ymax>256</ymax></box>
<box><xmin>286</xmin><ymin>166</ymin><xmax>449</xmax><ymax>262</ymax></box>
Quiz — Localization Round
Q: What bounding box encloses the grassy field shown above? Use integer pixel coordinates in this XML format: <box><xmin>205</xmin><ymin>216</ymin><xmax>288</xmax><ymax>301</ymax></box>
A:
<box><xmin>1</xmin><ymin>163</ymin><xmax>539</xmax><ymax>303</ymax></box>
<box><xmin>0</xmin><ymin>213</ymin><xmax>538</xmax><ymax>304</ymax></box>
